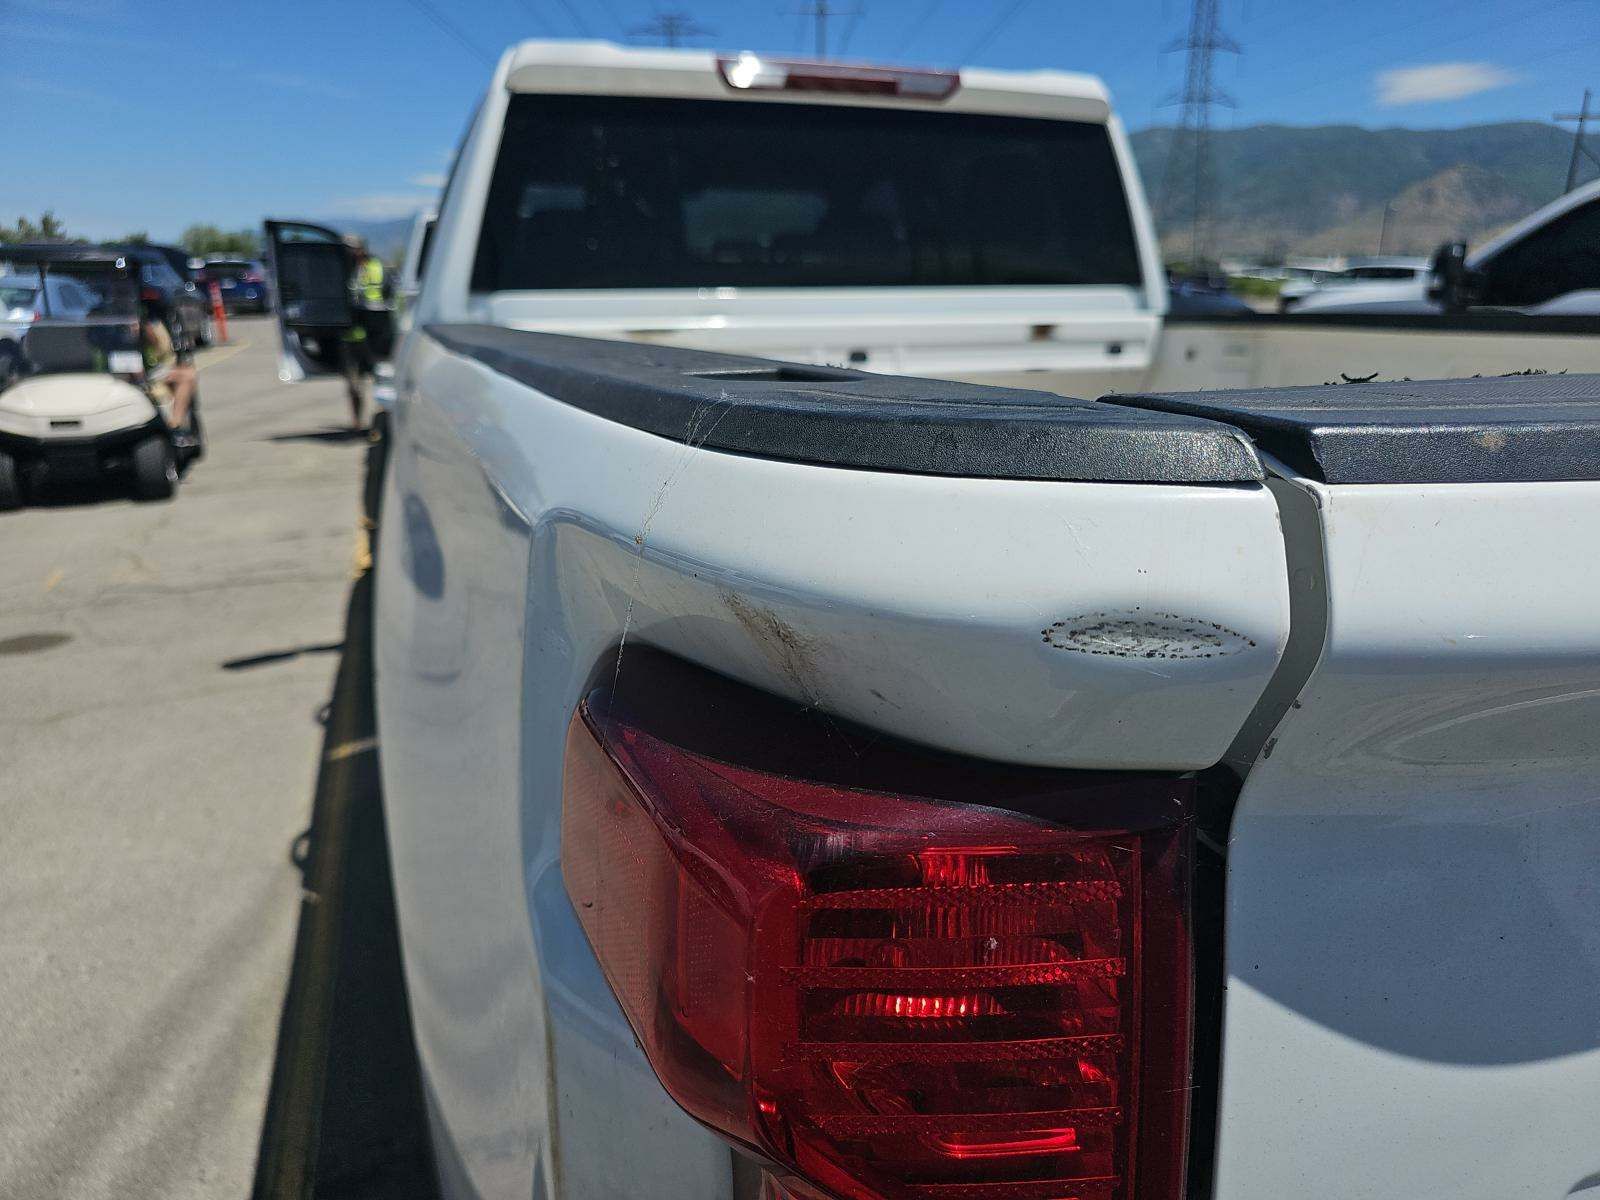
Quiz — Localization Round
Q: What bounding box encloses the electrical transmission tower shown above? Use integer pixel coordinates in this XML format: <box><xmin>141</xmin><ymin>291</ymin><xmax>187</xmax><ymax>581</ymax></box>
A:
<box><xmin>787</xmin><ymin>1</ymin><xmax>861</xmax><ymax>59</ymax></box>
<box><xmin>1159</xmin><ymin>0</ymin><xmax>1239</xmax><ymax>269</ymax></box>
<box><xmin>628</xmin><ymin>8</ymin><xmax>714</xmax><ymax>46</ymax></box>
<box><xmin>1555</xmin><ymin>89</ymin><xmax>1600</xmax><ymax>194</ymax></box>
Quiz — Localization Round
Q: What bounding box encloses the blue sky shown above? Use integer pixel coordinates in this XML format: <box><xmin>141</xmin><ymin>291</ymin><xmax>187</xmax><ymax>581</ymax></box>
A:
<box><xmin>4</xmin><ymin>0</ymin><xmax>1596</xmax><ymax>240</ymax></box>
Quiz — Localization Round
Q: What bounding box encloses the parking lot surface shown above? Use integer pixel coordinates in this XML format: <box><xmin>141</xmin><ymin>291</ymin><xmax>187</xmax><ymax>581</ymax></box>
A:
<box><xmin>0</xmin><ymin>320</ymin><xmax>368</xmax><ymax>1199</ymax></box>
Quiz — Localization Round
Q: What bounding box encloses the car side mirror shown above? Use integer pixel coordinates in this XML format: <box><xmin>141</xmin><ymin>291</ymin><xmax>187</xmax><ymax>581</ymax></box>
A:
<box><xmin>1427</xmin><ymin>241</ymin><xmax>1481</xmax><ymax>312</ymax></box>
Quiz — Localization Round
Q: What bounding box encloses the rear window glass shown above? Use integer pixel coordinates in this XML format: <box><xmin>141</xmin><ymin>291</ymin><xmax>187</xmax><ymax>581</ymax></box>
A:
<box><xmin>474</xmin><ymin>95</ymin><xmax>1144</xmax><ymax>291</ymax></box>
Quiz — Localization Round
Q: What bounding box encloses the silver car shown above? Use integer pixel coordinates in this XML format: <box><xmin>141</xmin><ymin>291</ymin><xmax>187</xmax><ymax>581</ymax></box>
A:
<box><xmin>0</xmin><ymin>272</ymin><xmax>100</xmax><ymax>386</ymax></box>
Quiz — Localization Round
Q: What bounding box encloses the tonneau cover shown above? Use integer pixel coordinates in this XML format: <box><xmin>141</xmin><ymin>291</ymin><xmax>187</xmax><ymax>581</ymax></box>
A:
<box><xmin>427</xmin><ymin>324</ymin><xmax>1262</xmax><ymax>485</ymax></box>
<box><xmin>1107</xmin><ymin>373</ymin><xmax>1600</xmax><ymax>484</ymax></box>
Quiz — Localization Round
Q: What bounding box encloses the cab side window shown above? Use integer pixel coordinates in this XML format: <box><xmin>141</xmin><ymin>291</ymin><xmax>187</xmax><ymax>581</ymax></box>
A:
<box><xmin>1479</xmin><ymin>199</ymin><xmax>1600</xmax><ymax>307</ymax></box>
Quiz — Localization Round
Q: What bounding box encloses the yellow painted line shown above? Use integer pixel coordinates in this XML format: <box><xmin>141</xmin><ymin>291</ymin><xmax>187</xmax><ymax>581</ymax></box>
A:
<box><xmin>42</xmin><ymin>568</ymin><xmax>63</xmax><ymax>592</ymax></box>
<box><xmin>196</xmin><ymin>340</ymin><xmax>252</xmax><ymax>371</ymax></box>
<box><xmin>324</xmin><ymin>735</ymin><xmax>377</xmax><ymax>763</ymax></box>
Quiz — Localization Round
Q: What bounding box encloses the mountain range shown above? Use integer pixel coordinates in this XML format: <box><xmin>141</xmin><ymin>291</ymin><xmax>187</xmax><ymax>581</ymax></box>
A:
<box><xmin>1129</xmin><ymin>121</ymin><xmax>1584</xmax><ymax>261</ymax></box>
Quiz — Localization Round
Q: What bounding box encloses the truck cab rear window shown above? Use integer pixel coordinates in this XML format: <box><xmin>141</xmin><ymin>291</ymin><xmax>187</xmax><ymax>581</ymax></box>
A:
<box><xmin>474</xmin><ymin>95</ymin><xmax>1144</xmax><ymax>291</ymax></box>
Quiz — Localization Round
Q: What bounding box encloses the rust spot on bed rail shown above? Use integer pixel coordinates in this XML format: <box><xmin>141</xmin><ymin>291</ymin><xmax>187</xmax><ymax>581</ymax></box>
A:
<box><xmin>1041</xmin><ymin>611</ymin><xmax>1256</xmax><ymax>660</ymax></box>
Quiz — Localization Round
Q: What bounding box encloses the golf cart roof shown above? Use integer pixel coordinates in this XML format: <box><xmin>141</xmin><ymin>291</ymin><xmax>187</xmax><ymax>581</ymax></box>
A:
<box><xmin>0</xmin><ymin>243</ymin><xmax>137</xmax><ymax>269</ymax></box>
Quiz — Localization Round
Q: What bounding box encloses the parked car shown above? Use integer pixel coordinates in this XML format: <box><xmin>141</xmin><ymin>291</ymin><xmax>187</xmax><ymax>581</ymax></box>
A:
<box><xmin>139</xmin><ymin>241</ymin><xmax>206</xmax><ymax>287</ymax></box>
<box><xmin>1295</xmin><ymin>181</ymin><xmax>1600</xmax><ymax>316</ymax></box>
<box><xmin>0</xmin><ymin>268</ymin><xmax>100</xmax><ymax>387</ymax></box>
<box><xmin>198</xmin><ymin>257</ymin><xmax>271</xmax><ymax>313</ymax></box>
<box><xmin>1276</xmin><ymin>256</ymin><xmax>1428</xmax><ymax>311</ymax></box>
<box><xmin>1168</xmin><ymin>274</ymin><xmax>1254</xmax><ymax>317</ymax></box>
<box><xmin>111</xmin><ymin>243</ymin><xmax>215</xmax><ymax>346</ymax></box>
<box><xmin>272</xmin><ymin>42</ymin><xmax>1600</xmax><ymax>1200</ymax></box>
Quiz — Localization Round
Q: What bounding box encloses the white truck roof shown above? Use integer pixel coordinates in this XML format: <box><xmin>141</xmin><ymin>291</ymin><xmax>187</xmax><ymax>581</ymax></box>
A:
<box><xmin>501</xmin><ymin>40</ymin><xmax>1113</xmax><ymax>124</ymax></box>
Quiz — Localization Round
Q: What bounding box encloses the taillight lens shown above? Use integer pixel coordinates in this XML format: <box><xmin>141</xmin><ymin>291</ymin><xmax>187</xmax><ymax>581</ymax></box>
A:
<box><xmin>562</xmin><ymin>674</ymin><xmax>1193</xmax><ymax>1200</ymax></box>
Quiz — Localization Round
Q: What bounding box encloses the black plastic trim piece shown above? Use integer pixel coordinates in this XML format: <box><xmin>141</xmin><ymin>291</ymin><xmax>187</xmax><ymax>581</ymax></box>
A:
<box><xmin>425</xmin><ymin>324</ymin><xmax>1263</xmax><ymax>485</ymax></box>
<box><xmin>1108</xmin><ymin>373</ymin><xmax>1600</xmax><ymax>485</ymax></box>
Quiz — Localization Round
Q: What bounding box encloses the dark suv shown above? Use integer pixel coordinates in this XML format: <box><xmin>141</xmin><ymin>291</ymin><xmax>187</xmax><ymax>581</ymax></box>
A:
<box><xmin>197</xmin><ymin>258</ymin><xmax>271</xmax><ymax>313</ymax></box>
<box><xmin>110</xmin><ymin>244</ymin><xmax>216</xmax><ymax>347</ymax></box>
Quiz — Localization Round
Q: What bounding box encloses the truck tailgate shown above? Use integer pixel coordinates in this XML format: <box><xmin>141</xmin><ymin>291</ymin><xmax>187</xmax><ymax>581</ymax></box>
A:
<box><xmin>1112</xmin><ymin>376</ymin><xmax>1600</xmax><ymax>1200</ymax></box>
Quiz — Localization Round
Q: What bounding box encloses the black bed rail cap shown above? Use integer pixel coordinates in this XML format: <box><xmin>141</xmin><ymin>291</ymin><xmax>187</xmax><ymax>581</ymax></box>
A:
<box><xmin>1105</xmin><ymin>372</ymin><xmax>1600</xmax><ymax>485</ymax></box>
<box><xmin>424</xmin><ymin>324</ymin><xmax>1262</xmax><ymax>485</ymax></box>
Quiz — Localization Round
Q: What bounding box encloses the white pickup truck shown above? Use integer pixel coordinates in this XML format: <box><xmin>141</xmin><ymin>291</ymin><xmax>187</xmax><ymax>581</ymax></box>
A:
<box><xmin>268</xmin><ymin>41</ymin><xmax>1600</xmax><ymax>1200</ymax></box>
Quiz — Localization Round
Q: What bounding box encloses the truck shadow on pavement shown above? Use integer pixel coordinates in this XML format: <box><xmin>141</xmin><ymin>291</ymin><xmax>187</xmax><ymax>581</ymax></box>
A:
<box><xmin>264</xmin><ymin>428</ymin><xmax>370</xmax><ymax>445</ymax></box>
<box><xmin>251</xmin><ymin>433</ymin><xmax>441</xmax><ymax>1200</ymax></box>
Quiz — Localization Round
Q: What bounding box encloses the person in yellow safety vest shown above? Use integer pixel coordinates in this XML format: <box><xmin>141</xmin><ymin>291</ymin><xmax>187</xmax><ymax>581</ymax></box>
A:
<box><xmin>339</xmin><ymin>234</ymin><xmax>391</xmax><ymax>431</ymax></box>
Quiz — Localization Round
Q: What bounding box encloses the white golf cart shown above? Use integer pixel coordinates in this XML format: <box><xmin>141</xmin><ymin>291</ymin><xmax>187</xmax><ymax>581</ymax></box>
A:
<box><xmin>0</xmin><ymin>245</ymin><xmax>203</xmax><ymax>508</ymax></box>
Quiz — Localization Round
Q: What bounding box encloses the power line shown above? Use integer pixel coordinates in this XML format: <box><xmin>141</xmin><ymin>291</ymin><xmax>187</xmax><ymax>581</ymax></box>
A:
<box><xmin>785</xmin><ymin>2</ymin><xmax>861</xmax><ymax>59</ymax></box>
<box><xmin>591</xmin><ymin>0</ymin><xmax>629</xmax><ymax>34</ymax></box>
<box><xmin>960</xmin><ymin>0</ymin><xmax>1031</xmax><ymax>62</ymax></box>
<box><xmin>546</xmin><ymin>0</ymin><xmax>591</xmax><ymax>36</ymax></box>
<box><xmin>513</xmin><ymin>0</ymin><xmax>557</xmax><ymax>35</ymax></box>
<box><xmin>1158</xmin><ymin>0</ymin><xmax>1240</xmax><ymax>267</ymax></box>
<box><xmin>1240</xmin><ymin>0</ymin><xmax>1568</xmax><ymax>116</ymax></box>
<box><xmin>837</xmin><ymin>4</ymin><xmax>867</xmax><ymax>56</ymax></box>
<box><xmin>404</xmin><ymin>0</ymin><xmax>496</xmax><ymax>65</ymax></box>
<box><xmin>898</xmin><ymin>0</ymin><xmax>941</xmax><ymax>57</ymax></box>
<box><xmin>1556</xmin><ymin>88</ymin><xmax>1600</xmax><ymax>194</ymax></box>
<box><xmin>628</xmin><ymin>8</ymin><xmax>716</xmax><ymax>47</ymax></box>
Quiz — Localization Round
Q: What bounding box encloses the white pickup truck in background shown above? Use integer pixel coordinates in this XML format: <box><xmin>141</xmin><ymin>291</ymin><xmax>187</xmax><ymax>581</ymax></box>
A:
<box><xmin>269</xmin><ymin>40</ymin><xmax>1600</xmax><ymax>1200</ymax></box>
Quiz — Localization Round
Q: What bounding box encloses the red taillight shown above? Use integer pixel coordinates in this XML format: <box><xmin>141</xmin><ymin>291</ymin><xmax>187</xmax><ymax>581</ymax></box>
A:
<box><xmin>717</xmin><ymin>52</ymin><xmax>960</xmax><ymax>100</ymax></box>
<box><xmin>139</xmin><ymin>286</ymin><xmax>161</xmax><ymax>303</ymax></box>
<box><xmin>562</xmin><ymin>671</ymin><xmax>1193</xmax><ymax>1200</ymax></box>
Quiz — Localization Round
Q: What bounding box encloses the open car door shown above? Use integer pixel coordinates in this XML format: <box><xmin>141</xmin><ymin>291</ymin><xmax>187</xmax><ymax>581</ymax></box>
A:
<box><xmin>263</xmin><ymin>219</ymin><xmax>352</xmax><ymax>382</ymax></box>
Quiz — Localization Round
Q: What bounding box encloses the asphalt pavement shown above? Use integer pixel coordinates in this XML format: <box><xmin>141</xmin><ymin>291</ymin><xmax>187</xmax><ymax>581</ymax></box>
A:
<box><xmin>0</xmin><ymin>319</ymin><xmax>379</xmax><ymax>1199</ymax></box>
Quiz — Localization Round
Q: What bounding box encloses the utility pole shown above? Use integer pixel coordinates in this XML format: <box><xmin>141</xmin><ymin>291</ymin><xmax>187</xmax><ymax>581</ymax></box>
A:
<box><xmin>1377</xmin><ymin>200</ymin><xmax>1395</xmax><ymax>255</ymax></box>
<box><xmin>788</xmin><ymin>1</ymin><xmax>859</xmax><ymax>58</ymax></box>
<box><xmin>628</xmin><ymin>8</ymin><xmax>714</xmax><ymax>46</ymax></box>
<box><xmin>1158</xmin><ymin>0</ymin><xmax>1240</xmax><ymax>270</ymax></box>
<box><xmin>1555</xmin><ymin>89</ymin><xmax>1600</xmax><ymax>194</ymax></box>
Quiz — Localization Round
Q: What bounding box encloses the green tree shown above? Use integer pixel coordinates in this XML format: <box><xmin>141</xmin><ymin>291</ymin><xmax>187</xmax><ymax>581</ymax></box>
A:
<box><xmin>0</xmin><ymin>211</ymin><xmax>76</xmax><ymax>243</ymax></box>
<box><xmin>117</xmin><ymin>231</ymin><xmax>151</xmax><ymax>245</ymax></box>
<box><xmin>180</xmin><ymin>224</ymin><xmax>261</xmax><ymax>258</ymax></box>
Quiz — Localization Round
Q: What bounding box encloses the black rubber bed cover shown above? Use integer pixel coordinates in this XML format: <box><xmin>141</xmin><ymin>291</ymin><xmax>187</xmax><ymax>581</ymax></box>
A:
<box><xmin>426</xmin><ymin>324</ymin><xmax>1261</xmax><ymax>484</ymax></box>
<box><xmin>1107</xmin><ymin>373</ymin><xmax>1600</xmax><ymax>485</ymax></box>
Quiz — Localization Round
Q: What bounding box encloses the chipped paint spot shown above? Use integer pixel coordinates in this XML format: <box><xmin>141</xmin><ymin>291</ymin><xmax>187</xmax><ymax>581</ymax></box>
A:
<box><xmin>1042</xmin><ymin>612</ymin><xmax>1256</xmax><ymax>660</ymax></box>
